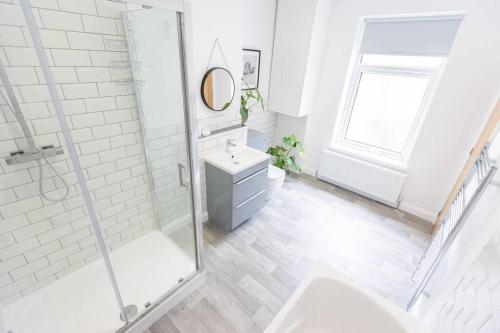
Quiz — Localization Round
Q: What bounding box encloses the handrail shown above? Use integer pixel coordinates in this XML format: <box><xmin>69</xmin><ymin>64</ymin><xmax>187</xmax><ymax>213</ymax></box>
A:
<box><xmin>433</xmin><ymin>100</ymin><xmax>500</xmax><ymax>233</ymax></box>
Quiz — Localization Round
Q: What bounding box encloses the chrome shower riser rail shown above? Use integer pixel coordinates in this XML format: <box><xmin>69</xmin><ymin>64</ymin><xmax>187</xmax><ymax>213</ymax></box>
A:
<box><xmin>0</xmin><ymin>57</ymin><xmax>37</xmax><ymax>153</ymax></box>
<box><xmin>19</xmin><ymin>0</ymin><xmax>130</xmax><ymax>323</ymax></box>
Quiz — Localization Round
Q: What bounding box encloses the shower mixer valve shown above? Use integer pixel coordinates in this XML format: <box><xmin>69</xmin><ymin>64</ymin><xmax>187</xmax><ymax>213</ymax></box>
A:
<box><xmin>5</xmin><ymin>145</ymin><xmax>64</xmax><ymax>165</ymax></box>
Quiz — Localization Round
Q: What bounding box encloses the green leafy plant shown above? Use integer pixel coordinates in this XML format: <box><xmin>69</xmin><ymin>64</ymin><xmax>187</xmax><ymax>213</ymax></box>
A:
<box><xmin>266</xmin><ymin>135</ymin><xmax>304</xmax><ymax>174</ymax></box>
<box><xmin>240</xmin><ymin>80</ymin><xmax>264</xmax><ymax>125</ymax></box>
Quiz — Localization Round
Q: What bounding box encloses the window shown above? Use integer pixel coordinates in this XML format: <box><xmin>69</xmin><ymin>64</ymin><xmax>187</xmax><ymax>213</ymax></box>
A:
<box><xmin>343</xmin><ymin>55</ymin><xmax>441</xmax><ymax>154</ymax></box>
<box><xmin>333</xmin><ymin>15</ymin><xmax>462</xmax><ymax>165</ymax></box>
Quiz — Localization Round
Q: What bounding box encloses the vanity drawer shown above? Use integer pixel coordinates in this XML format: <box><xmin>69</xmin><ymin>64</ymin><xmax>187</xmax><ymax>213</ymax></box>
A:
<box><xmin>233</xmin><ymin>189</ymin><xmax>267</xmax><ymax>227</ymax></box>
<box><xmin>233</xmin><ymin>167</ymin><xmax>268</xmax><ymax>206</ymax></box>
<box><xmin>232</xmin><ymin>159</ymin><xmax>269</xmax><ymax>183</ymax></box>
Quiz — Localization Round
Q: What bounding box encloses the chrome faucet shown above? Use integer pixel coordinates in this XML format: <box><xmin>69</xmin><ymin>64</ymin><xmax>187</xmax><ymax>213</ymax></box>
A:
<box><xmin>226</xmin><ymin>139</ymin><xmax>237</xmax><ymax>153</ymax></box>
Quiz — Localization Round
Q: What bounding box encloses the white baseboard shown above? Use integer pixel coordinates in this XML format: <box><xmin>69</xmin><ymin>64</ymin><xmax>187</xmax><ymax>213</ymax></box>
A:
<box><xmin>301</xmin><ymin>166</ymin><xmax>317</xmax><ymax>177</ymax></box>
<box><xmin>399</xmin><ymin>201</ymin><xmax>436</xmax><ymax>224</ymax></box>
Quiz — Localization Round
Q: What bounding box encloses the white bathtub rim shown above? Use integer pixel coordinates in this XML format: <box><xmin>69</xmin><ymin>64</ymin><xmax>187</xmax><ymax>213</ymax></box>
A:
<box><xmin>264</xmin><ymin>262</ymin><xmax>430</xmax><ymax>333</ymax></box>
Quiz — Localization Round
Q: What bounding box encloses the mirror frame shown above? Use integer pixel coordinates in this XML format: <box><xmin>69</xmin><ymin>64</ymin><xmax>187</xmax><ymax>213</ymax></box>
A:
<box><xmin>200</xmin><ymin>67</ymin><xmax>235</xmax><ymax>111</ymax></box>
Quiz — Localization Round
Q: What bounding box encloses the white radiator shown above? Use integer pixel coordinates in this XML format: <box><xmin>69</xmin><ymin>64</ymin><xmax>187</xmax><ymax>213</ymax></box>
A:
<box><xmin>317</xmin><ymin>149</ymin><xmax>407</xmax><ymax>207</ymax></box>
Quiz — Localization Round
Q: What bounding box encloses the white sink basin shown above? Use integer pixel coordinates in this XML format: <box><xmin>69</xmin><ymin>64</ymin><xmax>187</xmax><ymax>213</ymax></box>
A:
<box><xmin>204</xmin><ymin>146</ymin><xmax>270</xmax><ymax>175</ymax></box>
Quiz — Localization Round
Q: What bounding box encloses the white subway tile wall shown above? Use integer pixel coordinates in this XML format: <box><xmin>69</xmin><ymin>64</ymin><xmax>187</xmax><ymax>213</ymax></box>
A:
<box><xmin>144</xmin><ymin>124</ymin><xmax>192</xmax><ymax>234</ymax></box>
<box><xmin>431</xmin><ymin>232</ymin><xmax>500</xmax><ymax>333</ymax></box>
<box><xmin>0</xmin><ymin>0</ymin><xmax>277</xmax><ymax>306</ymax></box>
<box><xmin>197</xmin><ymin>106</ymin><xmax>277</xmax><ymax>151</ymax></box>
<box><xmin>0</xmin><ymin>0</ymin><xmax>161</xmax><ymax>305</ymax></box>
<box><xmin>247</xmin><ymin>109</ymin><xmax>277</xmax><ymax>149</ymax></box>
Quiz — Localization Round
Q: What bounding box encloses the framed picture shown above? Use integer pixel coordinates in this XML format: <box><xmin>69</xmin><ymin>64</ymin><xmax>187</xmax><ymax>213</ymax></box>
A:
<box><xmin>242</xmin><ymin>49</ymin><xmax>261</xmax><ymax>90</ymax></box>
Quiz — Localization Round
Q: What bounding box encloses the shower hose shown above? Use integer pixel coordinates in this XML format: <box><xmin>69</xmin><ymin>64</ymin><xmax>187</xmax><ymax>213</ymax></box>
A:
<box><xmin>36</xmin><ymin>147</ymin><xmax>70</xmax><ymax>202</ymax></box>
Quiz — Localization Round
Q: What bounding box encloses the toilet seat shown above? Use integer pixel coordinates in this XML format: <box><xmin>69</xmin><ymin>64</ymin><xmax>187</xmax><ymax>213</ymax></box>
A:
<box><xmin>268</xmin><ymin>164</ymin><xmax>285</xmax><ymax>179</ymax></box>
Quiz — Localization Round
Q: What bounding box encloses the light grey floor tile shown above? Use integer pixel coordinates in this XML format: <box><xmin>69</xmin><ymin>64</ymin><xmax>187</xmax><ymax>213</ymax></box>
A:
<box><xmin>149</xmin><ymin>175</ymin><xmax>431</xmax><ymax>332</ymax></box>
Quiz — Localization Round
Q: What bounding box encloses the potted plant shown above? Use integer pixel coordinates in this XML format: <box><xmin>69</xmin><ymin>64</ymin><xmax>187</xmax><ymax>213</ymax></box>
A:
<box><xmin>240</xmin><ymin>81</ymin><xmax>264</xmax><ymax>125</ymax></box>
<box><xmin>266</xmin><ymin>135</ymin><xmax>304</xmax><ymax>174</ymax></box>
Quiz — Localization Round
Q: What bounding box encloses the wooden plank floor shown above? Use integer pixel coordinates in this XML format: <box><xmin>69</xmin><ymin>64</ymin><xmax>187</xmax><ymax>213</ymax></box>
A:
<box><xmin>148</xmin><ymin>175</ymin><xmax>431</xmax><ymax>333</ymax></box>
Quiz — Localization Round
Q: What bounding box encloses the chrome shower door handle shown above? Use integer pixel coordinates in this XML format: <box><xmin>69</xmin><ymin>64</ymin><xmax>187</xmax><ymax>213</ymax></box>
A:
<box><xmin>178</xmin><ymin>163</ymin><xmax>189</xmax><ymax>187</ymax></box>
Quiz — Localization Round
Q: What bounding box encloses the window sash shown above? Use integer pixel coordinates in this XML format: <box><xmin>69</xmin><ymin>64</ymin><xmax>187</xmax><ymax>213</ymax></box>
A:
<box><xmin>335</xmin><ymin>55</ymin><xmax>440</xmax><ymax>161</ymax></box>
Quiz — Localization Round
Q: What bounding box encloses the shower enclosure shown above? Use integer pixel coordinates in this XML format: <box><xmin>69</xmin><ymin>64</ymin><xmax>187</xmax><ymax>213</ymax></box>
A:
<box><xmin>0</xmin><ymin>0</ymin><xmax>203</xmax><ymax>332</ymax></box>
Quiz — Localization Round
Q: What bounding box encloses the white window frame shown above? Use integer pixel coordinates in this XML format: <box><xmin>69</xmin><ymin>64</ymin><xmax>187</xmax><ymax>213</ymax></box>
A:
<box><xmin>331</xmin><ymin>16</ymin><xmax>448</xmax><ymax>170</ymax></box>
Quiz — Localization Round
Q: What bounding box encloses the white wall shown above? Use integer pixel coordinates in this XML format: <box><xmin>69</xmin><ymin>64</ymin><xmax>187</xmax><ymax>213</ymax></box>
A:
<box><xmin>298</xmin><ymin>0</ymin><xmax>500</xmax><ymax>220</ymax></box>
<box><xmin>241</xmin><ymin>0</ymin><xmax>278</xmax><ymax>145</ymax></box>
<box><xmin>187</xmin><ymin>0</ymin><xmax>277</xmax><ymax>144</ymax></box>
<box><xmin>188</xmin><ymin>0</ymin><xmax>242</xmax><ymax>125</ymax></box>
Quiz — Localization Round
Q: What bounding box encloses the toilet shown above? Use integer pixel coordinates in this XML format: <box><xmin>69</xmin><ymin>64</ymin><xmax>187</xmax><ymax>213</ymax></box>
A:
<box><xmin>247</xmin><ymin>129</ymin><xmax>286</xmax><ymax>200</ymax></box>
<box><xmin>266</xmin><ymin>164</ymin><xmax>286</xmax><ymax>199</ymax></box>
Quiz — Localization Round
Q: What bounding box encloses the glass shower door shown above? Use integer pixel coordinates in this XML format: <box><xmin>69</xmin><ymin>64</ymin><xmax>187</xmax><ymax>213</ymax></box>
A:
<box><xmin>106</xmin><ymin>4</ymin><xmax>199</xmax><ymax>320</ymax></box>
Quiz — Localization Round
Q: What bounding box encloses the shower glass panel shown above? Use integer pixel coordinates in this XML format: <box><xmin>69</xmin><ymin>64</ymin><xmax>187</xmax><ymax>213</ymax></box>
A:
<box><xmin>110</xmin><ymin>3</ymin><xmax>198</xmax><ymax>314</ymax></box>
<box><xmin>0</xmin><ymin>1</ymin><xmax>199</xmax><ymax>332</ymax></box>
<box><xmin>0</xmin><ymin>5</ymin><xmax>126</xmax><ymax>333</ymax></box>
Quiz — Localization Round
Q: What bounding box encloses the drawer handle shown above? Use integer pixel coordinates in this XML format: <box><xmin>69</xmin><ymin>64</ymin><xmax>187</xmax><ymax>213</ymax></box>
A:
<box><xmin>235</xmin><ymin>189</ymin><xmax>266</xmax><ymax>208</ymax></box>
<box><xmin>235</xmin><ymin>167</ymin><xmax>267</xmax><ymax>185</ymax></box>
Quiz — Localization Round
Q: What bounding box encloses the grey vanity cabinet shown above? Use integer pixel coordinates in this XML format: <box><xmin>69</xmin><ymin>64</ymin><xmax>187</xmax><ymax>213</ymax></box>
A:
<box><xmin>205</xmin><ymin>159</ymin><xmax>269</xmax><ymax>232</ymax></box>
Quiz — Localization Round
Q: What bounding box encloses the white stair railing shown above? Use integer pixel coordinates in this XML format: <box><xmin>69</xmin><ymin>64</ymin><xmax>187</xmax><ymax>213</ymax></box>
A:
<box><xmin>407</xmin><ymin>145</ymin><xmax>496</xmax><ymax>310</ymax></box>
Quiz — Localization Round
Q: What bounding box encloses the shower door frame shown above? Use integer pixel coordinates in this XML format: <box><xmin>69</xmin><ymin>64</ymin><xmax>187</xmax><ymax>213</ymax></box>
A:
<box><xmin>115</xmin><ymin>0</ymin><xmax>205</xmax><ymax>331</ymax></box>
<box><xmin>114</xmin><ymin>0</ymin><xmax>205</xmax><ymax>331</ymax></box>
<box><xmin>18</xmin><ymin>0</ymin><xmax>204</xmax><ymax>331</ymax></box>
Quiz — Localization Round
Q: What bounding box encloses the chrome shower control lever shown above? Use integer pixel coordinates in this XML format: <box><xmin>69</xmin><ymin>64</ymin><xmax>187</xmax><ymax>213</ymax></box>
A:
<box><xmin>5</xmin><ymin>145</ymin><xmax>64</xmax><ymax>165</ymax></box>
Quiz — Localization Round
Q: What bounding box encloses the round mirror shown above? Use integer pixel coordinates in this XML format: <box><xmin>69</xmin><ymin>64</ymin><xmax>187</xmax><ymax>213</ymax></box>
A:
<box><xmin>201</xmin><ymin>67</ymin><xmax>235</xmax><ymax>111</ymax></box>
